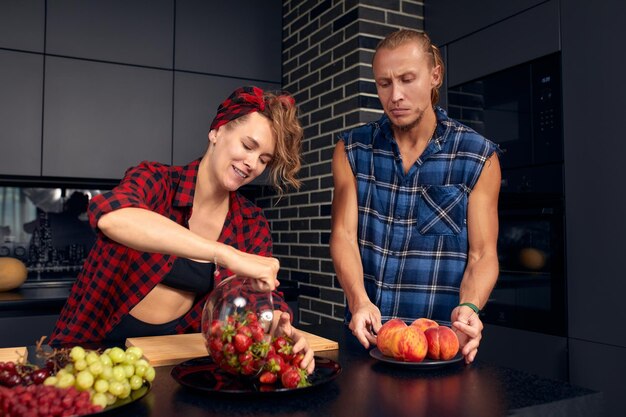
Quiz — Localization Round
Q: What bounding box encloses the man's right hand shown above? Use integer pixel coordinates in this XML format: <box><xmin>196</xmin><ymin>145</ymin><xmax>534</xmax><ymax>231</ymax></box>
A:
<box><xmin>349</xmin><ymin>301</ymin><xmax>382</xmax><ymax>349</ymax></box>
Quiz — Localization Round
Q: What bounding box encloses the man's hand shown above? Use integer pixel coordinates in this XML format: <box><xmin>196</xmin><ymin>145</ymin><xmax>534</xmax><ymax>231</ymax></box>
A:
<box><xmin>451</xmin><ymin>305</ymin><xmax>483</xmax><ymax>364</ymax></box>
<box><xmin>349</xmin><ymin>301</ymin><xmax>382</xmax><ymax>349</ymax></box>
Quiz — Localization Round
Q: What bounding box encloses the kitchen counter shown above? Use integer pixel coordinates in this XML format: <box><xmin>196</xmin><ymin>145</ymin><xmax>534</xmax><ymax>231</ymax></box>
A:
<box><xmin>55</xmin><ymin>324</ymin><xmax>603</xmax><ymax>417</ymax></box>
<box><xmin>0</xmin><ymin>280</ymin><xmax>72</xmax><ymax>316</ymax></box>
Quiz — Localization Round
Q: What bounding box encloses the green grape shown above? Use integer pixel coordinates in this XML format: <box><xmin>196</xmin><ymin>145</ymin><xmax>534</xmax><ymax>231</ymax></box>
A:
<box><xmin>62</xmin><ymin>363</ymin><xmax>75</xmax><ymax>374</ymax></box>
<box><xmin>129</xmin><ymin>375</ymin><xmax>143</xmax><ymax>390</ymax></box>
<box><xmin>92</xmin><ymin>392</ymin><xmax>109</xmax><ymax>409</ymax></box>
<box><xmin>43</xmin><ymin>376</ymin><xmax>58</xmax><ymax>386</ymax></box>
<box><xmin>74</xmin><ymin>358</ymin><xmax>88</xmax><ymax>371</ymax></box>
<box><xmin>135</xmin><ymin>358</ymin><xmax>149</xmax><ymax>368</ymax></box>
<box><xmin>89</xmin><ymin>360</ymin><xmax>104</xmax><ymax>376</ymax></box>
<box><xmin>119</xmin><ymin>381</ymin><xmax>131</xmax><ymax>399</ymax></box>
<box><xmin>70</xmin><ymin>346</ymin><xmax>86</xmax><ymax>361</ymax></box>
<box><xmin>85</xmin><ymin>351</ymin><xmax>100</xmax><ymax>365</ymax></box>
<box><xmin>94</xmin><ymin>378</ymin><xmax>109</xmax><ymax>393</ymax></box>
<box><xmin>111</xmin><ymin>365</ymin><xmax>126</xmax><ymax>382</ymax></box>
<box><xmin>108</xmin><ymin>381</ymin><xmax>124</xmax><ymax>396</ymax></box>
<box><xmin>122</xmin><ymin>364</ymin><xmax>134</xmax><ymax>378</ymax></box>
<box><xmin>108</xmin><ymin>347</ymin><xmax>125</xmax><ymax>364</ymax></box>
<box><xmin>123</xmin><ymin>352</ymin><xmax>137</xmax><ymax>364</ymax></box>
<box><xmin>101</xmin><ymin>365</ymin><xmax>113</xmax><ymax>380</ymax></box>
<box><xmin>144</xmin><ymin>366</ymin><xmax>156</xmax><ymax>382</ymax></box>
<box><xmin>105</xmin><ymin>393</ymin><xmax>117</xmax><ymax>405</ymax></box>
<box><xmin>126</xmin><ymin>346</ymin><xmax>144</xmax><ymax>359</ymax></box>
<box><xmin>76</xmin><ymin>370</ymin><xmax>95</xmax><ymax>390</ymax></box>
<box><xmin>57</xmin><ymin>373</ymin><xmax>75</xmax><ymax>389</ymax></box>
<box><xmin>134</xmin><ymin>364</ymin><xmax>147</xmax><ymax>378</ymax></box>
<box><xmin>99</xmin><ymin>353</ymin><xmax>113</xmax><ymax>367</ymax></box>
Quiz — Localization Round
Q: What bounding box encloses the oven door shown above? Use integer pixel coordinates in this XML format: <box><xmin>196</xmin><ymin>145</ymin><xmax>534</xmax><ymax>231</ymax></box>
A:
<box><xmin>482</xmin><ymin>193</ymin><xmax>567</xmax><ymax>336</ymax></box>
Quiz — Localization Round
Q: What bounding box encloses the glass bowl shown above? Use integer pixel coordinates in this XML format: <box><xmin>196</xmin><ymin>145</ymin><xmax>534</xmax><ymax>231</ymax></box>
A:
<box><xmin>201</xmin><ymin>276</ymin><xmax>274</xmax><ymax>376</ymax></box>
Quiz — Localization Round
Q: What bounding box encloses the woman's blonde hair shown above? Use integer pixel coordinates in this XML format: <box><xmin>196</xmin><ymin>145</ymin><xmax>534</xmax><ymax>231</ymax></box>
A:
<box><xmin>224</xmin><ymin>91</ymin><xmax>303</xmax><ymax>196</ymax></box>
<box><xmin>374</xmin><ymin>29</ymin><xmax>445</xmax><ymax>106</ymax></box>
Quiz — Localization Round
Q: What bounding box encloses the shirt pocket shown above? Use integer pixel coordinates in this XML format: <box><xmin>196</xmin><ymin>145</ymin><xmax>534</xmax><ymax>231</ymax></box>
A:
<box><xmin>417</xmin><ymin>185</ymin><xmax>467</xmax><ymax>236</ymax></box>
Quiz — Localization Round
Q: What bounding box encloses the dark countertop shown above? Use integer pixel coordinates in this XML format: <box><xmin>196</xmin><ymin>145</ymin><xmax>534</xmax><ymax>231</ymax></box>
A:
<box><xmin>45</xmin><ymin>324</ymin><xmax>602</xmax><ymax>417</ymax></box>
<box><xmin>0</xmin><ymin>280</ymin><xmax>72</xmax><ymax>316</ymax></box>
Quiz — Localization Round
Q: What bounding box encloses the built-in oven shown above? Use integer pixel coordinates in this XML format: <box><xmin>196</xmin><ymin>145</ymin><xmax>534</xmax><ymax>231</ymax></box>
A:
<box><xmin>448</xmin><ymin>52</ymin><xmax>567</xmax><ymax>337</ymax></box>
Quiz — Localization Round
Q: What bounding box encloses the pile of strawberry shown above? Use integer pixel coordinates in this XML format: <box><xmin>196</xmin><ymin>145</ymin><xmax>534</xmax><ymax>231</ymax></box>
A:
<box><xmin>206</xmin><ymin>310</ymin><xmax>310</xmax><ymax>389</ymax></box>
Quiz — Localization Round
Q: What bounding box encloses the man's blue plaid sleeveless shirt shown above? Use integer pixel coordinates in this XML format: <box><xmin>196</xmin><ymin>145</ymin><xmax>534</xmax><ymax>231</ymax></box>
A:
<box><xmin>341</xmin><ymin>107</ymin><xmax>500</xmax><ymax>325</ymax></box>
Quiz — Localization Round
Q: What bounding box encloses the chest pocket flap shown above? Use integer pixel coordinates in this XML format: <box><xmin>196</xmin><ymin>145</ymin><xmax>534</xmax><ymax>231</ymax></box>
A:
<box><xmin>417</xmin><ymin>185</ymin><xmax>467</xmax><ymax>235</ymax></box>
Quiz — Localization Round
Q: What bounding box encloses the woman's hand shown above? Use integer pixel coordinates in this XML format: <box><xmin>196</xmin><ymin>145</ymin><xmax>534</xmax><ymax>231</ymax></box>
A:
<box><xmin>451</xmin><ymin>305</ymin><xmax>484</xmax><ymax>364</ymax></box>
<box><xmin>270</xmin><ymin>311</ymin><xmax>315</xmax><ymax>374</ymax></box>
<box><xmin>221</xmin><ymin>248</ymin><xmax>280</xmax><ymax>291</ymax></box>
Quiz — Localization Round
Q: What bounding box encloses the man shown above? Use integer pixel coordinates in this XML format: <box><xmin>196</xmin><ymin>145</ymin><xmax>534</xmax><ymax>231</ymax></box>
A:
<box><xmin>330</xmin><ymin>30</ymin><xmax>501</xmax><ymax>364</ymax></box>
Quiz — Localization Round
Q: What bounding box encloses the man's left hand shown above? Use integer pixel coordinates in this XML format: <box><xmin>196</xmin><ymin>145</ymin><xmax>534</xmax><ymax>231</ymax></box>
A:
<box><xmin>451</xmin><ymin>305</ymin><xmax>484</xmax><ymax>364</ymax></box>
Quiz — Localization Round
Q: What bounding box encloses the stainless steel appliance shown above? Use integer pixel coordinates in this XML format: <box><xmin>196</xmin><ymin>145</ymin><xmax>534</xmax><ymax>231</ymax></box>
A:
<box><xmin>448</xmin><ymin>52</ymin><xmax>566</xmax><ymax>337</ymax></box>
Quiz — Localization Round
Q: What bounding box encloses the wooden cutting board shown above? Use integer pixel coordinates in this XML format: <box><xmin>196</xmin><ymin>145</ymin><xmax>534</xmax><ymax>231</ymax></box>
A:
<box><xmin>126</xmin><ymin>330</ymin><xmax>338</xmax><ymax>367</ymax></box>
<box><xmin>0</xmin><ymin>347</ymin><xmax>27</xmax><ymax>363</ymax></box>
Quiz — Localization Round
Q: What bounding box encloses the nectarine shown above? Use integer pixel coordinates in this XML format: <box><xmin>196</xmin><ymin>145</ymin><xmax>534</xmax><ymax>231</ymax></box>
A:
<box><xmin>424</xmin><ymin>325</ymin><xmax>460</xmax><ymax>360</ymax></box>
<box><xmin>410</xmin><ymin>317</ymin><xmax>439</xmax><ymax>332</ymax></box>
<box><xmin>397</xmin><ymin>325</ymin><xmax>428</xmax><ymax>362</ymax></box>
<box><xmin>376</xmin><ymin>319</ymin><xmax>406</xmax><ymax>357</ymax></box>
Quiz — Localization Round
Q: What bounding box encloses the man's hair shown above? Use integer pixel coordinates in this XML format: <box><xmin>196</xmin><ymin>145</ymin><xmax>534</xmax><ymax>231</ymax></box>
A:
<box><xmin>373</xmin><ymin>29</ymin><xmax>445</xmax><ymax>106</ymax></box>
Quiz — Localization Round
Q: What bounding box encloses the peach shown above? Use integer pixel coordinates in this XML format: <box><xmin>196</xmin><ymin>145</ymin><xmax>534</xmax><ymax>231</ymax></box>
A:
<box><xmin>397</xmin><ymin>325</ymin><xmax>428</xmax><ymax>362</ymax></box>
<box><xmin>410</xmin><ymin>317</ymin><xmax>439</xmax><ymax>332</ymax></box>
<box><xmin>424</xmin><ymin>325</ymin><xmax>460</xmax><ymax>360</ymax></box>
<box><xmin>376</xmin><ymin>319</ymin><xmax>407</xmax><ymax>357</ymax></box>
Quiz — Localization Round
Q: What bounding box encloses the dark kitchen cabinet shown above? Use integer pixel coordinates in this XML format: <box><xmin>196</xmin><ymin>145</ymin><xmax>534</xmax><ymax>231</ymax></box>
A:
<box><xmin>561</xmin><ymin>1</ymin><xmax>626</xmax><ymax>415</ymax></box>
<box><xmin>175</xmin><ymin>0</ymin><xmax>282</xmax><ymax>81</ymax></box>
<box><xmin>425</xmin><ymin>0</ymin><xmax>546</xmax><ymax>47</ymax></box>
<box><xmin>0</xmin><ymin>0</ymin><xmax>45</xmax><ymax>52</ymax></box>
<box><xmin>0</xmin><ymin>50</ymin><xmax>43</xmax><ymax>176</ymax></box>
<box><xmin>43</xmin><ymin>57</ymin><xmax>172</xmax><ymax>179</ymax></box>
<box><xmin>173</xmin><ymin>72</ymin><xmax>280</xmax><ymax>166</ymax></box>
<box><xmin>443</xmin><ymin>0</ymin><xmax>560</xmax><ymax>87</ymax></box>
<box><xmin>46</xmin><ymin>0</ymin><xmax>174</xmax><ymax>68</ymax></box>
<box><xmin>0</xmin><ymin>1</ymin><xmax>283</xmax><ymax>181</ymax></box>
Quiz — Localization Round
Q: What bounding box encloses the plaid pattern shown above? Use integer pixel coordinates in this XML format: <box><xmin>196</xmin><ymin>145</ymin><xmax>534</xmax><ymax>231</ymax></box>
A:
<box><xmin>211</xmin><ymin>86</ymin><xmax>266</xmax><ymax>131</ymax></box>
<box><xmin>49</xmin><ymin>159</ymin><xmax>287</xmax><ymax>345</ymax></box>
<box><xmin>341</xmin><ymin>107</ymin><xmax>499</xmax><ymax>325</ymax></box>
<box><xmin>210</xmin><ymin>86</ymin><xmax>296</xmax><ymax>131</ymax></box>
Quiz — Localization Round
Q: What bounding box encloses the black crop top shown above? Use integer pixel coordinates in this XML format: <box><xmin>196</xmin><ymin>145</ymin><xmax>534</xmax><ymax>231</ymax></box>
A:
<box><xmin>161</xmin><ymin>257</ymin><xmax>215</xmax><ymax>294</ymax></box>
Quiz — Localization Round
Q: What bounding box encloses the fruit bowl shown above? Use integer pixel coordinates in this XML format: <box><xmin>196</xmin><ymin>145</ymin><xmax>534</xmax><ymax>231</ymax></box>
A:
<box><xmin>201</xmin><ymin>276</ymin><xmax>275</xmax><ymax>376</ymax></box>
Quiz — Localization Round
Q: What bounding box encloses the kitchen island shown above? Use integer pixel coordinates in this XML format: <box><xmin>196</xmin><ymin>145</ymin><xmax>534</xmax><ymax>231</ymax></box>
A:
<box><xmin>65</xmin><ymin>324</ymin><xmax>603</xmax><ymax>417</ymax></box>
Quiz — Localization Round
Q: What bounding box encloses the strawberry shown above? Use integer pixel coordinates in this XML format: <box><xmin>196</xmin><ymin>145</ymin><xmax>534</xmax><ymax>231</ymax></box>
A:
<box><xmin>280</xmin><ymin>366</ymin><xmax>310</xmax><ymax>389</ymax></box>
<box><xmin>234</xmin><ymin>333</ymin><xmax>253</xmax><ymax>353</ymax></box>
<box><xmin>264</xmin><ymin>352</ymin><xmax>286</xmax><ymax>375</ymax></box>
<box><xmin>245</xmin><ymin>311</ymin><xmax>258</xmax><ymax>324</ymax></box>
<box><xmin>210</xmin><ymin>319</ymin><xmax>223</xmax><ymax>337</ymax></box>
<box><xmin>236</xmin><ymin>324</ymin><xmax>252</xmax><ymax>338</ymax></box>
<box><xmin>249</xmin><ymin>322</ymin><xmax>266</xmax><ymax>342</ymax></box>
<box><xmin>258</xmin><ymin>370</ymin><xmax>277</xmax><ymax>385</ymax></box>
<box><xmin>273</xmin><ymin>336</ymin><xmax>294</xmax><ymax>362</ymax></box>
<box><xmin>291</xmin><ymin>352</ymin><xmax>305</xmax><ymax>368</ymax></box>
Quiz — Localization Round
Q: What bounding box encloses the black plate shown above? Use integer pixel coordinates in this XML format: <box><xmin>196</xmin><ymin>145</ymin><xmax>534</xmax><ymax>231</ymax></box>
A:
<box><xmin>369</xmin><ymin>348</ymin><xmax>463</xmax><ymax>369</ymax></box>
<box><xmin>171</xmin><ymin>356</ymin><xmax>341</xmax><ymax>395</ymax></box>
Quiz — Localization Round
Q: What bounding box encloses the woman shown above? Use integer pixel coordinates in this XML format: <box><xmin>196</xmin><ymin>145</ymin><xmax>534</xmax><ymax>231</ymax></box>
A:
<box><xmin>49</xmin><ymin>86</ymin><xmax>314</xmax><ymax>373</ymax></box>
